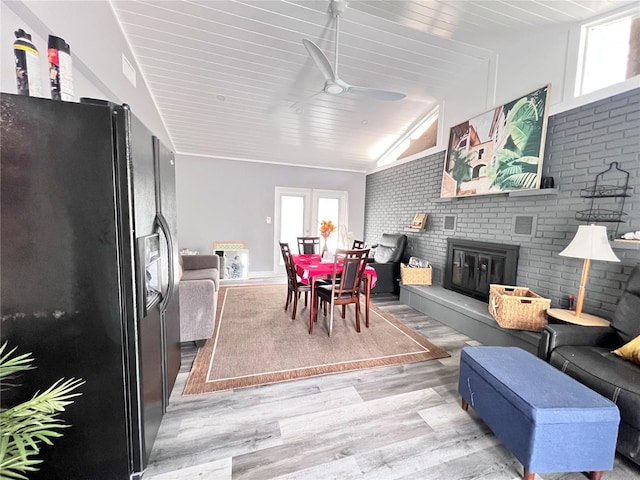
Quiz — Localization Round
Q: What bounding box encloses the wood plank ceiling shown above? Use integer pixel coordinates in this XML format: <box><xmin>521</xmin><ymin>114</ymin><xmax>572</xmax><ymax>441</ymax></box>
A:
<box><xmin>111</xmin><ymin>0</ymin><xmax>633</xmax><ymax>171</ymax></box>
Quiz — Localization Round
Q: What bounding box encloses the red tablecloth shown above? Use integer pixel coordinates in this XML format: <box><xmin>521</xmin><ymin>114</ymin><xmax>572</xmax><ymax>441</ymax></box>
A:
<box><xmin>291</xmin><ymin>253</ymin><xmax>377</xmax><ymax>334</ymax></box>
<box><xmin>292</xmin><ymin>254</ymin><xmax>377</xmax><ymax>287</ymax></box>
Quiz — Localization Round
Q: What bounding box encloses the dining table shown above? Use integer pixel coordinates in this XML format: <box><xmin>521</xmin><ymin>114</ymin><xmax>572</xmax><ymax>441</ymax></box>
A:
<box><xmin>292</xmin><ymin>253</ymin><xmax>378</xmax><ymax>334</ymax></box>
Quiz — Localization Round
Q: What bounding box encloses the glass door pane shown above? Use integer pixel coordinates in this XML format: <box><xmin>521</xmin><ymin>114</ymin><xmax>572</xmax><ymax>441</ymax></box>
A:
<box><xmin>274</xmin><ymin>187</ymin><xmax>311</xmax><ymax>272</ymax></box>
<box><xmin>317</xmin><ymin>197</ymin><xmax>340</xmax><ymax>252</ymax></box>
<box><xmin>312</xmin><ymin>189</ymin><xmax>348</xmax><ymax>252</ymax></box>
<box><xmin>274</xmin><ymin>187</ymin><xmax>347</xmax><ymax>272</ymax></box>
<box><xmin>280</xmin><ymin>195</ymin><xmax>305</xmax><ymax>259</ymax></box>
<box><xmin>476</xmin><ymin>255</ymin><xmax>490</xmax><ymax>293</ymax></box>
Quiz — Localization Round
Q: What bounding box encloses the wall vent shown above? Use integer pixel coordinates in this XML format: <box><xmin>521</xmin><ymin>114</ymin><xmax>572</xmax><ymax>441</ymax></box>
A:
<box><xmin>513</xmin><ymin>214</ymin><xmax>537</xmax><ymax>236</ymax></box>
<box><xmin>443</xmin><ymin>215</ymin><xmax>456</xmax><ymax>233</ymax></box>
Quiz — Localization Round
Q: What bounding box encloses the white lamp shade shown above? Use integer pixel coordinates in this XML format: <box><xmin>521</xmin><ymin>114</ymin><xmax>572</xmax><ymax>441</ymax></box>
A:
<box><xmin>559</xmin><ymin>225</ymin><xmax>620</xmax><ymax>262</ymax></box>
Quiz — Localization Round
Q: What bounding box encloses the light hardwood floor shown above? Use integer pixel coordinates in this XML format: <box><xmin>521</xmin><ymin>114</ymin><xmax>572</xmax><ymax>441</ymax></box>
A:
<box><xmin>145</xmin><ymin>293</ymin><xmax>640</xmax><ymax>480</ymax></box>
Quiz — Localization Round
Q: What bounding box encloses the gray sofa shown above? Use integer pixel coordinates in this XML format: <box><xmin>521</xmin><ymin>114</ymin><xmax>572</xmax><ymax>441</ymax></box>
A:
<box><xmin>179</xmin><ymin>255</ymin><xmax>220</xmax><ymax>347</ymax></box>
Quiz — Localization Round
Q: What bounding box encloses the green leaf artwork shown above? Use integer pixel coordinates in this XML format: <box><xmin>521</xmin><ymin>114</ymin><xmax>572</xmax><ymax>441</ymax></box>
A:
<box><xmin>442</xmin><ymin>85</ymin><xmax>549</xmax><ymax>197</ymax></box>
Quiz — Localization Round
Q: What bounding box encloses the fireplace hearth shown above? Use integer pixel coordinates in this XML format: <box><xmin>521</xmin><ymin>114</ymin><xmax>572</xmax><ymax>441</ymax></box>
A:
<box><xmin>443</xmin><ymin>239</ymin><xmax>519</xmax><ymax>302</ymax></box>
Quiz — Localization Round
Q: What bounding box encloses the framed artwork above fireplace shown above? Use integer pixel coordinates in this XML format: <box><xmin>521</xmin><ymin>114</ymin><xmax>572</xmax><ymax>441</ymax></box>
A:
<box><xmin>441</xmin><ymin>84</ymin><xmax>551</xmax><ymax>198</ymax></box>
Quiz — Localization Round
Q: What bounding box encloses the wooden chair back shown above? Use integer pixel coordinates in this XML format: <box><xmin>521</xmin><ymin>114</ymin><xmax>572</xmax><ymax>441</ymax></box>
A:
<box><xmin>279</xmin><ymin>242</ymin><xmax>297</xmax><ymax>285</ymax></box>
<box><xmin>352</xmin><ymin>239</ymin><xmax>365</xmax><ymax>249</ymax></box>
<box><xmin>297</xmin><ymin>236</ymin><xmax>320</xmax><ymax>254</ymax></box>
<box><xmin>331</xmin><ymin>249</ymin><xmax>370</xmax><ymax>299</ymax></box>
<box><xmin>279</xmin><ymin>241</ymin><xmax>311</xmax><ymax>320</ymax></box>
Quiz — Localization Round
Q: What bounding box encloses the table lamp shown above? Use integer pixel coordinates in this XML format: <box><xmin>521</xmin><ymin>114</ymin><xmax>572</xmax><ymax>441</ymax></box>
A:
<box><xmin>558</xmin><ymin>224</ymin><xmax>620</xmax><ymax>320</ymax></box>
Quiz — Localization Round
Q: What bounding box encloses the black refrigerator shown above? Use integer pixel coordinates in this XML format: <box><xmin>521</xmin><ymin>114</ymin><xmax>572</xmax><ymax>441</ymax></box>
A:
<box><xmin>0</xmin><ymin>92</ymin><xmax>181</xmax><ymax>479</ymax></box>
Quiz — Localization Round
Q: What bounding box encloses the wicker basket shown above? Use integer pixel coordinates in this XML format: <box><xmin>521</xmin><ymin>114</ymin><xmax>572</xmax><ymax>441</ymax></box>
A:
<box><xmin>488</xmin><ymin>284</ymin><xmax>550</xmax><ymax>332</ymax></box>
<box><xmin>400</xmin><ymin>264</ymin><xmax>432</xmax><ymax>285</ymax></box>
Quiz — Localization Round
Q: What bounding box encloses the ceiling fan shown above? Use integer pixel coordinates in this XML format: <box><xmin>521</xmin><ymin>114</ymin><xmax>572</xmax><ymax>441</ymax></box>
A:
<box><xmin>301</xmin><ymin>0</ymin><xmax>406</xmax><ymax>101</ymax></box>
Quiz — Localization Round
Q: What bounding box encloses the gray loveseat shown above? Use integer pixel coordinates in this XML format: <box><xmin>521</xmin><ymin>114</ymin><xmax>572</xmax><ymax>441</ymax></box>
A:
<box><xmin>179</xmin><ymin>255</ymin><xmax>220</xmax><ymax>347</ymax></box>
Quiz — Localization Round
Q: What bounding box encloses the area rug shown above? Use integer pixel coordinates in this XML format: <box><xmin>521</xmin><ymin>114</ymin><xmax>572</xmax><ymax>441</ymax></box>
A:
<box><xmin>183</xmin><ymin>285</ymin><xmax>449</xmax><ymax>394</ymax></box>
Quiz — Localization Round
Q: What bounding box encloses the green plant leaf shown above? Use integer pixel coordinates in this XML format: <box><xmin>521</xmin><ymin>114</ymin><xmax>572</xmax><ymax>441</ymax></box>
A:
<box><xmin>449</xmin><ymin>148</ymin><xmax>473</xmax><ymax>188</ymax></box>
<box><xmin>502</xmin><ymin>172</ymin><xmax>539</xmax><ymax>189</ymax></box>
<box><xmin>496</xmin><ymin>165</ymin><xmax>523</xmax><ymax>181</ymax></box>
<box><xmin>505</xmin><ymin>98</ymin><xmax>540</xmax><ymax>151</ymax></box>
<box><xmin>0</xmin><ymin>343</ymin><xmax>34</xmax><ymax>382</ymax></box>
<box><xmin>0</xmin><ymin>344</ymin><xmax>83</xmax><ymax>479</ymax></box>
<box><xmin>493</xmin><ymin>148</ymin><xmax>519</xmax><ymax>165</ymax></box>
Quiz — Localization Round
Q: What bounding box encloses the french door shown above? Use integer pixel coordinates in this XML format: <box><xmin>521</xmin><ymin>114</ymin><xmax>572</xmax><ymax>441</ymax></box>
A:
<box><xmin>274</xmin><ymin>187</ymin><xmax>348</xmax><ymax>273</ymax></box>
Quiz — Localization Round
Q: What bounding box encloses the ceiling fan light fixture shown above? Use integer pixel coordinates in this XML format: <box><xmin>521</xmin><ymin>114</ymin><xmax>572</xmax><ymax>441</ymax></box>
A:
<box><xmin>325</xmin><ymin>84</ymin><xmax>344</xmax><ymax>94</ymax></box>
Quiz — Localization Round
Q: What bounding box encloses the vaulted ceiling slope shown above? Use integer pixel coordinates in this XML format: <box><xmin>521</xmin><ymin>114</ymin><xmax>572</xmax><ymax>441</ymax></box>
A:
<box><xmin>111</xmin><ymin>0</ymin><xmax>632</xmax><ymax>172</ymax></box>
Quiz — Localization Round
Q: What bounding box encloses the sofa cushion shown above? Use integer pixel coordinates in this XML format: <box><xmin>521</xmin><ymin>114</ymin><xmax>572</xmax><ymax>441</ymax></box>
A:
<box><xmin>550</xmin><ymin>346</ymin><xmax>640</xmax><ymax>431</ymax></box>
<box><xmin>372</xmin><ymin>233</ymin><xmax>407</xmax><ymax>263</ymax></box>
<box><xmin>373</xmin><ymin>245</ymin><xmax>395</xmax><ymax>263</ymax></box>
<box><xmin>611</xmin><ymin>266</ymin><xmax>640</xmax><ymax>343</ymax></box>
<box><xmin>181</xmin><ymin>268</ymin><xmax>219</xmax><ymax>292</ymax></box>
<box><xmin>613</xmin><ymin>335</ymin><xmax>640</xmax><ymax>366</ymax></box>
<box><xmin>182</xmin><ymin>254</ymin><xmax>219</xmax><ymax>271</ymax></box>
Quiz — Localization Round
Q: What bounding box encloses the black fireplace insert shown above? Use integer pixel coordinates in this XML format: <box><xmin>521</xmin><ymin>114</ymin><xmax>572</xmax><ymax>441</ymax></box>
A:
<box><xmin>443</xmin><ymin>238</ymin><xmax>519</xmax><ymax>302</ymax></box>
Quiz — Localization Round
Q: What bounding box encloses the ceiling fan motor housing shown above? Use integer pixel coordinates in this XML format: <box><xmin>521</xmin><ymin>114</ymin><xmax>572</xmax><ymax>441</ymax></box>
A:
<box><xmin>325</xmin><ymin>83</ymin><xmax>344</xmax><ymax>94</ymax></box>
<box><xmin>330</xmin><ymin>0</ymin><xmax>347</xmax><ymax>17</ymax></box>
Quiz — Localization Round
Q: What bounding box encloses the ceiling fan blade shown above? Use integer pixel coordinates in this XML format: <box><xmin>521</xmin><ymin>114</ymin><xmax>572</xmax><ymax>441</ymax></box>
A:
<box><xmin>300</xmin><ymin>4</ymin><xmax>406</xmax><ymax>103</ymax></box>
<box><xmin>289</xmin><ymin>91</ymin><xmax>324</xmax><ymax>110</ymax></box>
<box><xmin>347</xmin><ymin>85</ymin><xmax>406</xmax><ymax>101</ymax></box>
<box><xmin>302</xmin><ymin>39</ymin><xmax>336</xmax><ymax>82</ymax></box>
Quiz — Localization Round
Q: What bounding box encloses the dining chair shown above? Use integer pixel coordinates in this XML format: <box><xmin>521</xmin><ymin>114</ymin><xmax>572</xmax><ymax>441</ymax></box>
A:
<box><xmin>279</xmin><ymin>242</ymin><xmax>310</xmax><ymax>320</ymax></box>
<box><xmin>297</xmin><ymin>236</ymin><xmax>321</xmax><ymax>254</ymax></box>
<box><xmin>351</xmin><ymin>239</ymin><xmax>369</xmax><ymax>294</ymax></box>
<box><xmin>332</xmin><ymin>239</ymin><xmax>365</xmax><ymax>282</ymax></box>
<box><xmin>314</xmin><ymin>248</ymin><xmax>370</xmax><ymax>336</ymax></box>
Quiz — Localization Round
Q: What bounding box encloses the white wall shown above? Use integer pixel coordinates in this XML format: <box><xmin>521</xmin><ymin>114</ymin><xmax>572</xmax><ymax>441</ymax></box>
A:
<box><xmin>436</xmin><ymin>24</ymin><xmax>573</xmax><ymax>150</ymax></box>
<box><xmin>1</xmin><ymin>0</ymin><xmax>172</xmax><ymax>148</ymax></box>
<box><xmin>175</xmin><ymin>155</ymin><xmax>366</xmax><ymax>274</ymax></box>
<box><xmin>419</xmin><ymin>9</ymin><xmax>640</xmax><ymax>165</ymax></box>
<box><xmin>492</xmin><ymin>24</ymin><xmax>571</xmax><ymax>108</ymax></box>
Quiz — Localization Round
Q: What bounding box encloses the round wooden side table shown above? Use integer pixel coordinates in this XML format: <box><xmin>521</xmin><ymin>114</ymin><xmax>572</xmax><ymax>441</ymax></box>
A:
<box><xmin>546</xmin><ymin>308</ymin><xmax>610</xmax><ymax>327</ymax></box>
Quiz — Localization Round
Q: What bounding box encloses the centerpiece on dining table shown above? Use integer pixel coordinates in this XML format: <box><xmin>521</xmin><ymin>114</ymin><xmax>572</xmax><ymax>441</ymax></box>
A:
<box><xmin>319</xmin><ymin>219</ymin><xmax>336</xmax><ymax>255</ymax></box>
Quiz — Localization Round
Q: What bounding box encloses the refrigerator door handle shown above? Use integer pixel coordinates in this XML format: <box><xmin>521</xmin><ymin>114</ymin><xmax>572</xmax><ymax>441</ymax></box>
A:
<box><xmin>155</xmin><ymin>212</ymin><xmax>175</xmax><ymax>313</ymax></box>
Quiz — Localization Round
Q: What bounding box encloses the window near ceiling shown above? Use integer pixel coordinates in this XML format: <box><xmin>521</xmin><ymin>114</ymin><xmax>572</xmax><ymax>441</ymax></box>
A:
<box><xmin>577</xmin><ymin>11</ymin><xmax>640</xmax><ymax>96</ymax></box>
<box><xmin>377</xmin><ymin>107</ymin><xmax>439</xmax><ymax>167</ymax></box>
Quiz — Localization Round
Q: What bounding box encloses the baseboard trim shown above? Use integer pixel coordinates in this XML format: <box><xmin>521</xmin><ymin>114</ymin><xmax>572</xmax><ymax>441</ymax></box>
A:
<box><xmin>249</xmin><ymin>270</ymin><xmax>279</xmax><ymax>278</ymax></box>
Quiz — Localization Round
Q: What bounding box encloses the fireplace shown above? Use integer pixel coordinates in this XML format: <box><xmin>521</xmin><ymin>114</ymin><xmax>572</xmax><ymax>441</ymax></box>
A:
<box><xmin>443</xmin><ymin>239</ymin><xmax>519</xmax><ymax>302</ymax></box>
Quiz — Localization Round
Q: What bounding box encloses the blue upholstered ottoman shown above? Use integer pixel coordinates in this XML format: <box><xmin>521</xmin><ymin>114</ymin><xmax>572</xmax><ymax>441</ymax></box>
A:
<box><xmin>458</xmin><ymin>346</ymin><xmax>620</xmax><ymax>480</ymax></box>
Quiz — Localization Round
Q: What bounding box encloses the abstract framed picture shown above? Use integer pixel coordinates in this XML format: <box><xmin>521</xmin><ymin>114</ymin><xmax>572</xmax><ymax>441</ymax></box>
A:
<box><xmin>441</xmin><ymin>84</ymin><xmax>551</xmax><ymax>198</ymax></box>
